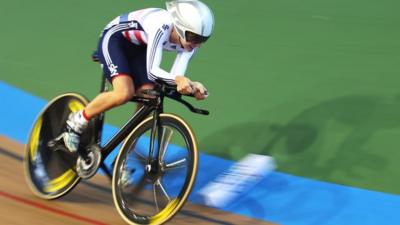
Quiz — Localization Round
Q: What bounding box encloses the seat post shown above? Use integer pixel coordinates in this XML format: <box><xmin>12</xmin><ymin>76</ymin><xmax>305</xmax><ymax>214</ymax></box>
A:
<box><xmin>99</xmin><ymin>74</ymin><xmax>109</xmax><ymax>93</ymax></box>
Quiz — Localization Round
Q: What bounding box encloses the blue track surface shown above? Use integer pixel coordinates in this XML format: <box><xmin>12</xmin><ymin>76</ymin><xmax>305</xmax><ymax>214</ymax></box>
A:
<box><xmin>1</xmin><ymin>81</ymin><xmax>399</xmax><ymax>225</ymax></box>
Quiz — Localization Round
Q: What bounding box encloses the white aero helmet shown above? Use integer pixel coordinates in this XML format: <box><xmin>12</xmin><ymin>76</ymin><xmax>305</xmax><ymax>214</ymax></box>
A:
<box><xmin>166</xmin><ymin>0</ymin><xmax>214</xmax><ymax>43</ymax></box>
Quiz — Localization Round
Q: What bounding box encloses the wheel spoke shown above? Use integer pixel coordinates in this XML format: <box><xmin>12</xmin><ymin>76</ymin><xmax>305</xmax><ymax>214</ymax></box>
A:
<box><xmin>165</xmin><ymin>158</ymin><xmax>187</xmax><ymax>171</ymax></box>
<box><xmin>159</xmin><ymin>127</ymin><xmax>174</xmax><ymax>162</ymax></box>
<box><xmin>153</xmin><ymin>182</ymin><xmax>160</xmax><ymax>212</ymax></box>
<box><xmin>153</xmin><ymin>179</ymin><xmax>171</xmax><ymax>212</ymax></box>
<box><xmin>133</xmin><ymin>150</ymin><xmax>147</xmax><ymax>164</ymax></box>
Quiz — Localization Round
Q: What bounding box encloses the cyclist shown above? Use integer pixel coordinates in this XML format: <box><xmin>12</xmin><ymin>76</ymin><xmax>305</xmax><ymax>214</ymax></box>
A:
<box><xmin>63</xmin><ymin>0</ymin><xmax>215</xmax><ymax>152</ymax></box>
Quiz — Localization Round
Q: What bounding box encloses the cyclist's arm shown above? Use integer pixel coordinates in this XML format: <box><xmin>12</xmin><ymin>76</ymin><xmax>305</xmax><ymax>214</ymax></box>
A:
<box><xmin>146</xmin><ymin>27</ymin><xmax>176</xmax><ymax>85</ymax></box>
<box><xmin>170</xmin><ymin>50</ymin><xmax>195</xmax><ymax>76</ymax></box>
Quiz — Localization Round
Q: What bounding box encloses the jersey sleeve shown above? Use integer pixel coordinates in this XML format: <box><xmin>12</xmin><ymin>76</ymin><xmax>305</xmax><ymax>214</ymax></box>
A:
<box><xmin>170</xmin><ymin>50</ymin><xmax>195</xmax><ymax>76</ymax></box>
<box><xmin>146</xmin><ymin>26</ymin><xmax>176</xmax><ymax>85</ymax></box>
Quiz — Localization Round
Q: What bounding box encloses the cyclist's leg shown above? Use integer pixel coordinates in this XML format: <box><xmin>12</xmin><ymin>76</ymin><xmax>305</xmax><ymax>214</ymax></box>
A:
<box><xmin>64</xmin><ymin>30</ymin><xmax>136</xmax><ymax>151</ymax></box>
<box><xmin>129</xmin><ymin>45</ymin><xmax>155</xmax><ymax>103</ymax></box>
<box><xmin>85</xmin><ymin>31</ymin><xmax>137</xmax><ymax>119</ymax></box>
<box><xmin>64</xmin><ymin>75</ymin><xmax>136</xmax><ymax>152</ymax></box>
<box><xmin>84</xmin><ymin>76</ymin><xmax>135</xmax><ymax>117</ymax></box>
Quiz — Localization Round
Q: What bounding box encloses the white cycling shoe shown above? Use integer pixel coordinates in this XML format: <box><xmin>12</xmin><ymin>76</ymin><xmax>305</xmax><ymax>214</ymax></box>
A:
<box><xmin>63</xmin><ymin>111</ymin><xmax>88</xmax><ymax>152</ymax></box>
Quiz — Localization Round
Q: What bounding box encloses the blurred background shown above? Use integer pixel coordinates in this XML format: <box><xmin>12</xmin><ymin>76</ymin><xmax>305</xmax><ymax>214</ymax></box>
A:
<box><xmin>1</xmin><ymin>0</ymin><xmax>400</xmax><ymax>197</ymax></box>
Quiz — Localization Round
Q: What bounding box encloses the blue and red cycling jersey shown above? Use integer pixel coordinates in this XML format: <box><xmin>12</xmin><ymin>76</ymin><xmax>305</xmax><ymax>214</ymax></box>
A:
<box><xmin>98</xmin><ymin>8</ymin><xmax>196</xmax><ymax>86</ymax></box>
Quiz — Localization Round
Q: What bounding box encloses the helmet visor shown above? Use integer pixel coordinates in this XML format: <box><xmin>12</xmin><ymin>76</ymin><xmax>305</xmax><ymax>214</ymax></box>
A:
<box><xmin>185</xmin><ymin>31</ymin><xmax>210</xmax><ymax>44</ymax></box>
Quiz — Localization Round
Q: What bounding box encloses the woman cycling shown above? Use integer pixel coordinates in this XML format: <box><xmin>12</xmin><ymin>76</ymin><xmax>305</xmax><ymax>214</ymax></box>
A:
<box><xmin>63</xmin><ymin>0</ymin><xmax>215</xmax><ymax>152</ymax></box>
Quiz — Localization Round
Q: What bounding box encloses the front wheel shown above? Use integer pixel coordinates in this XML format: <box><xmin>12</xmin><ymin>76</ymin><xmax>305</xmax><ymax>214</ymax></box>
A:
<box><xmin>112</xmin><ymin>114</ymin><xmax>199</xmax><ymax>225</ymax></box>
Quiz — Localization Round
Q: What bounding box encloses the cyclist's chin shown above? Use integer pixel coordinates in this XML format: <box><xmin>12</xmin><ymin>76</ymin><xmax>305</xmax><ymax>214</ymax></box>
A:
<box><xmin>181</xmin><ymin>43</ymin><xmax>193</xmax><ymax>52</ymax></box>
<box><xmin>184</xmin><ymin>46</ymin><xmax>193</xmax><ymax>52</ymax></box>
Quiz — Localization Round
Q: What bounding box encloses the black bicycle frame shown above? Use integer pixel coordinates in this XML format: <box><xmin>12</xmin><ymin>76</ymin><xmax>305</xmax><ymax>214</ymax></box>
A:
<box><xmin>101</xmin><ymin>100</ymin><xmax>158</xmax><ymax>159</ymax></box>
<box><xmin>92</xmin><ymin>70</ymin><xmax>209</xmax><ymax>178</ymax></box>
<box><xmin>94</xmin><ymin>74</ymin><xmax>174</xmax><ymax>178</ymax></box>
<box><xmin>89</xmin><ymin>53</ymin><xmax>199</xmax><ymax>179</ymax></box>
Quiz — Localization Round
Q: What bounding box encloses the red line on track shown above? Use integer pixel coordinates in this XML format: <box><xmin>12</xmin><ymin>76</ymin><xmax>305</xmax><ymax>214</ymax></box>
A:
<box><xmin>0</xmin><ymin>190</ymin><xmax>108</xmax><ymax>225</ymax></box>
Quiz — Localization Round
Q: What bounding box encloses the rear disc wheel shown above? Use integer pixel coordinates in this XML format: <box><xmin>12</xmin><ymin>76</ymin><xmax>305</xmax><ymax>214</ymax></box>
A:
<box><xmin>23</xmin><ymin>93</ymin><xmax>96</xmax><ymax>199</ymax></box>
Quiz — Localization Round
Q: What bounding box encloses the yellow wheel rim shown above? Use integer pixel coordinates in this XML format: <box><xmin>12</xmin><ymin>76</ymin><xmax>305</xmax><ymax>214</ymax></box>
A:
<box><xmin>29</xmin><ymin>117</ymin><xmax>42</xmax><ymax>161</ymax></box>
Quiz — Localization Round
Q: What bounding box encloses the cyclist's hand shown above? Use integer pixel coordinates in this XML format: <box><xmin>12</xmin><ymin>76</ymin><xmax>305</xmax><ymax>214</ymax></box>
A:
<box><xmin>191</xmin><ymin>81</ymin><xmax>208</xmax><ymax>100</ymax></box>
<box><xmin>175</xmin><ymin>76</ymin><xmax>194</xmax><ymax>95</ymax></box>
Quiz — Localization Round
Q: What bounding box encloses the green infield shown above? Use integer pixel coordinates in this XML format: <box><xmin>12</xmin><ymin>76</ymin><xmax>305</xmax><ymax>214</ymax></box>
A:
<box><xmin>1</xmin><ymin>0</ymin><xmax>399</xmax><ymax>194</ymax></box>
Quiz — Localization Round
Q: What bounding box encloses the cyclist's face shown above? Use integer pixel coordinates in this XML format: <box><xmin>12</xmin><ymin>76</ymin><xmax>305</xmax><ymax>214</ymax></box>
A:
<box><xmin>182</xmin><ymin>31</ymin><xmax>208</xmax><ymax>51</ymax></box>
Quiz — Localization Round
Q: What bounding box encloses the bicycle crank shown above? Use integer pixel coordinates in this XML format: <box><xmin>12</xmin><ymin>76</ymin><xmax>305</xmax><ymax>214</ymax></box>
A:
<box><xmin>76</xmin><ymin>145</ymin><xmax>102</xmax><ymax>179</ymax></box>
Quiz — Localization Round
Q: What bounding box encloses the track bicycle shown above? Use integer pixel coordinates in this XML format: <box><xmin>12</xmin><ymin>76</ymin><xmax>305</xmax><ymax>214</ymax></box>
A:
<box><xmin>24</xmin><ymin>52</ymin><xmax>209</xmax><ymax>225</ymax></box>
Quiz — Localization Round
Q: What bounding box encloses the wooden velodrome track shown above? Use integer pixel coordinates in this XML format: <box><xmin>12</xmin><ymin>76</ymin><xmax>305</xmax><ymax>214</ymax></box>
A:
<box><xmin>0</xmin><ymin>136</ymin><xmax>276</xmax><ymax>225</ymax></box>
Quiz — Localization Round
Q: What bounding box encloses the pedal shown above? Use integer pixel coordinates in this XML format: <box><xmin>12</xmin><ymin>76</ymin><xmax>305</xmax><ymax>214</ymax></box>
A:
<box><xmin>47</xmin><ymin>134</ymin><xmax>75</xmax><ymax>154</ymax></box>
<box><xmin>47</xmin><ymin>134</ymin><xmax>64</xmax><ymax>148</ymax></box>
